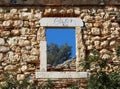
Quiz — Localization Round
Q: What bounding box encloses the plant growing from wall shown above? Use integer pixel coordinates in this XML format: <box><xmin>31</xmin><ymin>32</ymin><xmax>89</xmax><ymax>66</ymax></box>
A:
<box><xmin>81</xmin><ymin>49</ymin><xmax>120</xmax><ymax>89</ymax></box>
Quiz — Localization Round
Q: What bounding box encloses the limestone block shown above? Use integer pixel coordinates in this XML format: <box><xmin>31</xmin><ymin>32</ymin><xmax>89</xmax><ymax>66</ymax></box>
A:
<box><xmin>74</xmin><ymin>9</ymin><xmax>80</xmax><ymax>15</ymax></box>
<box><xmin>34</xmin><ymin>13</ymin><xmax>42</xmax><ymax>19</ymax></box>
<box><xmin>101</xmin><ymin>41</ymin><xmax>109</xmax><ymax>48</ymax></box>
<box><xmin>103</xmin><ymin>21</ymin><xmax>111</xmax><ymax>29</ymax></box>
<box><xmin>111</xmin><ymin>22</ymin><xmax>119</xmax><ymax>28</ymax></box>
<box><xmin>94</xmin><ymin>41</ymin><xmax>100</xmax><ymax>46</ymax></box>
<box><xmin>110</xmin><ymin>41</ymin><xmax>116</xmax><ymax>47</ymax></box>
<box><xmin>0</xmin><ymin>46</ymin><xmax>10</xmax><ymax>52</ymax></box>
<box><xmin>20</xmin><ymin>12</ymin><xmax>33</xmax><ymax>20</ymax></box>
<box><xmin>17</xmin><ymin>74</ymin><xmax>25</xmax><ymax>81</ymax></box>
<box><xmin>93</xmin><ymin>22</ymin><xmax>101</xmax><ymax>27</ymax></box>
<box><xmin>44</xmin><ymin>8</ymin><xmax>52</xmax><ymax>16</ymax></box>
<box><xmin>100</xmin><ymin>49</ymin><xmax>110</xmax><ymax>55</ymax></box>
<box><xmin>0</xmin><ymin>8</ymin><xmax>4</xmax><ymax>13</ymax></box>
<box><xmin>0</xmin><ymin>53</ymin><xmax>3</xmax><ymax>60</ymax></box>
<box><xmin>23</xmin><ymin>21</ymin><xmax>29</xmax><ymax>27</ymax></box>
<box><xmin>67</xmin><ymin>9</ymin><xmax>73</xmax><ymax>14</ymax></box>
<box><xmin>59</xmin><ymin>9</ymin><xmax>66</xmax><ymax>15</ymax></box>
<box><xmin>19</xmin><ymin>40</ymin><xmax>30</xmax><ymax>46</ymax></box>
<box><xmin>27</xmin><ymin>55</ymin><xmax>38</xmax><ymax>63</ymax></box>
<box><xmin>95</xmin><ymin>15</ymin><xmax>102</xmax><ymax>21</ymax></box>
<box><xmin>8</xmin><ymin>51</ymin><xmax>14</xmax><ymax>60</ymax></box>
<box><xmin>13</xmin><ymin>20</ymin><xmax>23</xmax><ymax>27</ymax></box>
<box><xmin>0</xmin><ymin>31</ymin><xmax>10</xmax><ymax>37</ymax></box>
<box><xmin>20</xmin><ymin>28</ymin><xmax>30</xmax><ymax>35</ymax></box>
<box><xmin>83</xmin><ymin>15</ymin><xmax>92</xmax><ymax>22</ymax></box>
<box><xmin>25</xmin><ymin>46</ymin><xmax>32</xmax><ymax>51</ymax></box>
<box><xmin>101</xmin><ymin>28</ymin><xmax>109</xmax><ymax>35</ymax></box>
<box><xmin>11</xmin><ymin>30</ymin><xmax>20</xmax><ymax>36</ymax></box>
<box><xmin>52</xmin><ymin>8</ymin><xmax>58</xmax><ymax>14</ymax></box>
<box><xmin>0</xmin><ymin>38</ymin><xmax>5</xmax><ymax>45</ymax></box>
<box><xmin>4</xmin><ymin>13</ymin><xmax>13</xmax><ymax>20</ymax></box>
<box><xmin>10</xmin><ymin>9</ymin><xmax>18</xmax><ymax>14</ymax></box>
<box><xmin>102</xmin><ymin>54</ymin><xmax>111</xmax><ymax>59</ymax></box>
<box><xmin>91</xmin><ymin>28</ymin><xmax>101</xmax><ymax>35</ymax></box>
<box><xmin>4</xmin><ymin>65</ymin><xmax>16</xmax><ymax>71</ymax></box>
<box><xmin>85</xmin><ymin>23</ymin><xmax>93</xmax><ymax>29</ymax></box>
<box><xmin>3</xmin><ymin>20</ymin><xmax>13</xmax><ymax>27</ymax></box>
<box><xmin>21</xmin><ymin>65</ymin><xmax>27</xmax><ymax>72</ymax></box>
<box><xmin>87</xmin><ymin>45</ymin><xmax>93</xmax><ymax>50</ymax></box>
<box><xmin>92</xmin><ymin>36</ymin><xmax>100</xmax><ymax>41</ymax></box>
<box><xmin>0</xmin><ymin>14</ymin><xmax>4</xmax><ymax>20</ymax></box>
<box><xmin>7</xmin><ymin>37</ymin><xmax>19</xmax><ymax>45</ymax></box>
<box><xmin>31</xmin><ymin>48</ymin><xmax>39</xmax><ymax>55</ymax></box>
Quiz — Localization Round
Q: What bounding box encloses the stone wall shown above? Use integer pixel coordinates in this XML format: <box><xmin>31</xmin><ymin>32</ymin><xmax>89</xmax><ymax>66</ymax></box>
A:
<box><xmin>0</xmin><ymin>6</ymin><xmax>120</xmax><ymax>88</ymax></box>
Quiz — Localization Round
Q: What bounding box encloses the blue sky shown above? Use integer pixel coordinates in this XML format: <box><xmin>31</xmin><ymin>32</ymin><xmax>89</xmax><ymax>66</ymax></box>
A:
<box><xmin>46</xmin><ymin>28</ymin><xmax>76</xmax><ymax>57</ymax></box>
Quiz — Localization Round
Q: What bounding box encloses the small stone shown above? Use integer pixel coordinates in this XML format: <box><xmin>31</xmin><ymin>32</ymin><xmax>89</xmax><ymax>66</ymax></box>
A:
<box><xmin>0</xmin><ymin>31</ymin><xmax>10</xmax><ymax>37</ymax></box>
<box><xmin>0</xmin><ymin>53</ymin><xmax>3</xmax><ymax>60</ymax></box>
<box><xmin>110</xmin><ymin>41</ymin><xmax>116</xmax><ymax>47</ymax></box>
<box><xmin>103</xmin><ymin>21</ymin><xmax>111</xmax><ymax>29</ymax></box>
<box><xmin>44</xmin><ymin>8</ymin><xmax>51</xmax><ymax>16</ymax></box>
<box><xmin>31</xmin><ymin>48</ymin><xmax>39</xmax><ymax>55</ymax></box>
<box><xmin>101</xmin><ymin>41</ymin><xmax>109</xmax><ymax>48</ymax></box>
<box><xmin>91</xmin><ymin>28</ymin><xmax>101</xmax><ymax>35</ymax></box>
<box><xmin>25</xmin><ymin>46</ymin><xmax>32</xmax><ymax>50</ymax></box>
<box><xmin>17</xmin><ymin>74</ymin><xmax>25</xmax><ymax>81</ymax></box>
<box><xmin>13</xmin><ymin>20</ymin><xmax>23</xmax><ymax>27</ymax></box>
<box><xmin>19</xmin><ymin>40</ymin><xmax>30</xmax><ymax>46</ymax></box>
<box><xmin>10</xmin><ymin>9</ymin><xmax>17</xmax><ymax>14</ymax></box>
<box><xmin>4</xmin><ymin>65</ymin><xmax>16</xmax><ymax>71</ymax></box>
<box><xmin>0</xmin><ymin>46</ymin><xmax>10</xmax><ymax>52</ymax></box>
<box><xmin>74</xmin><ymin>9</ymin><xmax>80</xmax><ymax>15</ymax></box>
<box><xmin>21</xmin><ymin>65</ymin><xmax>27</xmax><ymax>72</ymax></box>
<box><xmin>100</xmin><ymin>49</ymin><xmax>110</xmax><ymax>55</ymax></box>
<box><xmin>0</xmin><ymin>38</ymin><xmax>5</xmax><ymax>45</ymax></box>
<box><xmin>27</xmin><ymin>56</ymin><xmax>38</xmax><ymax>63</ymax></box>
<box><xmin>102</xmin><ymin>54</ymin><xmax>111</xmax><ymax>59</ymax></box>
<box><xmin>11</xmin><ymin>30</ymin><xmax>20</xmax><ymax>36</ymax></box>
<box><xmin>3</xmin><ymin>20</ymin><xmax>13</xmax><ymax>27</ymax></box>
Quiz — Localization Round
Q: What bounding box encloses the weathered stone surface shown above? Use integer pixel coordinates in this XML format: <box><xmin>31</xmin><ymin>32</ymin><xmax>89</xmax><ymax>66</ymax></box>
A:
<box><xmin>7</xmin><ymin>37</ymin><xmax>18</xmax><ymax>45</ymax></box>
<box><xmin>18</xmin><ymin>40</ymin><xmax>30</xmax><ymax>46</ymax></box>
<box><xmin>91</xmin><ymin>28</ymin><xmax>101</xmax><ymax>35</ymax></box>
<box><xmin>0</xmin><ymin>53</ymin><xmax>3</xmax><ymax>60</ymax></box>
<box><xmin>102</xmin><ymin>54</ymin><xmax>111</xmax><ymax>59</ymax></box>
<box><xmin>4</xmin><ymin>65</ymin><xmax>16</xmax><ymax>71</ymax></box>
<box><xmin>11</xmin><ymin>30</ymin><xmax>20</xmax><ymax>36</ymax></box>
<box><xmin>101</xmin><ymin>41</ymin><xmax>109</xmax><ymax>48</ymax></box>
<box><xmin>21</xmin><ymin>65</ymin><xmax>27</xmax><ymax>72</ymax></box>
<box><xmin>13</xmin><ymin>20</ymin><xmax>23</xmax><ymax>27</ymax></box>
<box><xmin>17</xmin><ymin>74</ymin><xmax>25</xmax><ymax>81</ymax></box>
<box><xmin>0</xmin><ymin>46</ymin><xmax>10</xmax><ymax>52</ymax></box>
<box><xmin>0</xmin><ymin>31</ymin><xmax>10</xmax><ymax>37</ymax></box>
<box><xmin>0</xmin><ymin>38</ymin><xmax>5</xmax><ymax>45</ymax></box>
<box><xmin>40</xmin><ymin>18</ymin><xmax>83</xmax><ymax>27</ymax></box>
<box><xmin>3</xmin><ymin>20</ymin><xmax>13</xmax><ymax>27</ymax></box>
<box><xmin>26</xmin><ymin>55</ymin><xmax>38</xmax><ymax>63</ymax></box>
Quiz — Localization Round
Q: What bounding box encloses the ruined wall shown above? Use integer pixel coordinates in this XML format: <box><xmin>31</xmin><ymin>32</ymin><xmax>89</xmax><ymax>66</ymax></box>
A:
<box><xmin>0</xmin><ymin>6</ymin><xmax>120</xmax><ymax>88</ymax></box>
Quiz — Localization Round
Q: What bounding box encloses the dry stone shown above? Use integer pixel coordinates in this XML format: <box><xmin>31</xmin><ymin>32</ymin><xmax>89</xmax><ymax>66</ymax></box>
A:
<box><xmin>0</xmin><ymin>38</ymin><xmax>5</xmax><ymax>45</ymax></box>
<box><xmin>3</xmin><ymin>20</ymin><xmax>13</xmax><ymax>27</ymax></box>
<box><xmin>21</xmin><ymin>65</ymin><xmax>27</xmax><ymax>72</ymax></box>
<box><xmin>4</xmin><ymin>65</ymin><xmax>16</xmax><ymax>71</ymax></box>
<box><xmin>91</xmin><ymin>28</ymin><xmax>101</xmax><ymax>35</ymax></box>
<box><xmin>11</xmin><ymin>30</ymin><xmax>20</xmax><ymax>36</ymax></box>
<box><xmin>0</xmin><ymin>46</ymin><xmax>10</xmax><ymax>52</ymax></box>
<box><xmin>17</xmin><ymin>74</ymin><xmax>25</xmax><ymax>81</ymax></box>
<box><xmin>0</xmin><ymin>31</ymin><xmax>10</xmax><ymax>37</ymax></box>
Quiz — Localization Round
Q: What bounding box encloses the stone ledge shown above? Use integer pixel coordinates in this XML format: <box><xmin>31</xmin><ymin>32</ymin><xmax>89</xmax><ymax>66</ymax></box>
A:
<box><xmin>35</xmin><ymin>72</ymin><xmax>89</xmax><ymax>79</ymax></box>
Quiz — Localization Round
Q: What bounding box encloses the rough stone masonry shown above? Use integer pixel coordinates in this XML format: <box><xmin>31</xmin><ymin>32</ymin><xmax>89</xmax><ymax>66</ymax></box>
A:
<box><xmin>0</xmin><ymin>0</ymin><xmax>120</xmax><ymax>88</ymax></box>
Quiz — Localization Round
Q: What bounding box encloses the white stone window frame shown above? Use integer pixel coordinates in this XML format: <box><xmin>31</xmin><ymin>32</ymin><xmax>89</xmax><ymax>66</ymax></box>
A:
<box><xmin>36</xmin><ymin>18</ymin><xmax>89</xmax><ymax>79</ymax></box>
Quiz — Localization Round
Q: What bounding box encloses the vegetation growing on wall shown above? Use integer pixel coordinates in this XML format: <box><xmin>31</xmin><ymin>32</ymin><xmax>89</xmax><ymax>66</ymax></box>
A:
<box><xmin>81</xmin><ymin>48</ymin><xmax>120</xmax><ymax>89</ymax></box>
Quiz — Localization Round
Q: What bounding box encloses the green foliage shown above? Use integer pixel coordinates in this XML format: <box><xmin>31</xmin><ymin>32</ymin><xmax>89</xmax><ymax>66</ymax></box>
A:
<box><xmin>81</xmin><ymin>49</ymin><xmax>120</xmax><ymax>89</ymax></box>
<box><xmin>0</xmin><ymin>73</ymin><xmax>35</xmax><ymax>89</ymax></box>
<box><xmin>47</xmin><ymin>43</ymin><xmax>72</xmax><ymax>66</ymax></box>
<box><xmin>69</xmin><ymin>84</ymin><xmax>80</xmax><ymax>89</ymax></box>
<box><xmin>116</xmin><ymin>46</ymin><xmax>120</xmax><ymax>56</ymax></box>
